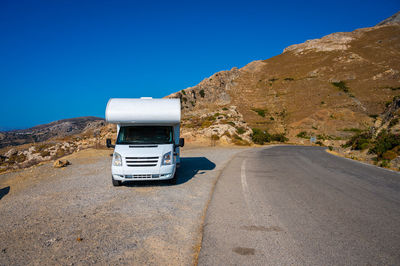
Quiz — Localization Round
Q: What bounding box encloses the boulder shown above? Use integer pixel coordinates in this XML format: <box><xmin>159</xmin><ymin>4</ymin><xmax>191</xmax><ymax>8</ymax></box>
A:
<box><xmin>53</xmin><ymin>159</ymin><xmax>71</xmax><ymax>168</ymax></box>
<box><xmin>5</xmin><ymin>148</ymin><xmax>18</xmax><ymax>158</ymax></box>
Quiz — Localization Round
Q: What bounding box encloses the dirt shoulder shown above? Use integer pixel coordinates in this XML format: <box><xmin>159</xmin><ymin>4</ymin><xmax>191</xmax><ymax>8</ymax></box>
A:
<box><xmin>0</xmin><ymin>146</ymin><xmax>245</xmax><ymax>265</ymax></box>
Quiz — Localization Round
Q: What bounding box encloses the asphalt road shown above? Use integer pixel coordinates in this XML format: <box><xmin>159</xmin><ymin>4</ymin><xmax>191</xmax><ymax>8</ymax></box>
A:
<box><xmin>199</xmin><ymin>146</ymin><xmax>400</xmax><ymax>265</ymax></box>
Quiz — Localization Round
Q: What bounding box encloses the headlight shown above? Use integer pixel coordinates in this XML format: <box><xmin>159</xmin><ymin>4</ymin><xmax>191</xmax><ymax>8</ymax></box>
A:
<box><xmin>113</xmin><ymin>152</ymin><xmax>122</xmax><ymax>166</ymax></box>
<box><xmin>162</xmin><ymin>152</ymin><xmax>172</xmax><ymax>165</ymax></box>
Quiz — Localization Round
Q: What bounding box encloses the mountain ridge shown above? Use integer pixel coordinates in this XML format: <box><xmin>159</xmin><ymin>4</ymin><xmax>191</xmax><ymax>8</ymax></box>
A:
<box><xmin>0</xmin><ymin>116</ymin><xmax>105</xmax><ymax>148</ymax></box>
<box><xmin>166</xmin><ymin>11</ymin><xmax>400</xmax><ymax>144</ymax></box>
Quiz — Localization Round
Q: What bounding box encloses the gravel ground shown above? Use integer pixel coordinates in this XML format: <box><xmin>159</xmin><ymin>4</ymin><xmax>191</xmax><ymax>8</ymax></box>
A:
<box><xmin>0</xmin><ymin>146</ymin><xmax>246</xmax><ymax>265</ymax></box>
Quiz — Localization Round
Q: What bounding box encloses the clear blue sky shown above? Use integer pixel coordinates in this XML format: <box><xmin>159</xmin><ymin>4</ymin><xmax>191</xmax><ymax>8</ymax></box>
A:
<box><xmin>1</xmin><ymin>0</ymin><xmax>399</xmax><ymax>130</ymax></box>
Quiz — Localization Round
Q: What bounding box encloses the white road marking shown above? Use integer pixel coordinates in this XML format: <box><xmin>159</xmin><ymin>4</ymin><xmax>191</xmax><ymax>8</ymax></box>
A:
<box><xmin>241</xmin><ymin>159</ymin><xmax>256</xmax><ymax>224</ymax></box>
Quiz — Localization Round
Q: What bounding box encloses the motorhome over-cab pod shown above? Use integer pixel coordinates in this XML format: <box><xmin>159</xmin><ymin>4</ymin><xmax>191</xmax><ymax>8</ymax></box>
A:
<box><xmin>105</xmin><ymin>98</ymin><xmax>181</xmax><ymax>125</ymax></box>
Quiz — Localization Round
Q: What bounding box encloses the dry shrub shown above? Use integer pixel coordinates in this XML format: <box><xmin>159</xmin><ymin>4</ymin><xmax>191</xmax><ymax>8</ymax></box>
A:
<box><xmin>33</xmin><ymin>143</ymin><xmax>52</xmax><ymax>154</ymax></box>
<box><xmin>382</xmin><ymin>150</ymin><xmax>397</xmax><ymax>160</ymax></box>
<box><xmin>232</xmin><ymin>138</ymin><xmax>250</xmax><ymax>146</ymax></box>
<box><xmin>201</xmin><ymin>120</ymin><xmax>213</xmax><ymax>128</ymax></box>
<box><xmin>40</xmin><ymin>150</ymin><xmax>51</xmax><ymax>157</ymax></box>
<box><xmin>236</xmin><ymin>127</ymin><xmax>246</xmax><ymax>134</ymax></box>
<box><xmin>222</xmin><ymin>131</ymin><xmax>231</xmax><ymax>138</ymax></box>
<box><xmin>55</xmin><ymin>148</ymin><xmax>65</xmax><ymax>158</ymax></box>
<box><xmin>211</xmin><ymin>134</ymin><xmax>220</xmax><ymax>141</ymax></box>
<box><xmin>8</xmin><ymin>153</ymin><xmax>26</xmax><ymax>163</ymax></box>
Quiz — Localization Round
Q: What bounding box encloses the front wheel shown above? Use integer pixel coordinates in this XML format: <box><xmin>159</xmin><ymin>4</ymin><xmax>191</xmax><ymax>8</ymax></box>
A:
<box><xmin>112</xmin><ymin>176</ymin><xmax>121</xmax><ymax>186</ymax></box>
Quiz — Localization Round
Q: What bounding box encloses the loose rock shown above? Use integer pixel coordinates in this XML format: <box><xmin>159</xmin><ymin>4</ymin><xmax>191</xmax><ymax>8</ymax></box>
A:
<box><xmin>53</xmin><ymin>159</ymin><xmax>71</xmax><ymax>168</ymax></box>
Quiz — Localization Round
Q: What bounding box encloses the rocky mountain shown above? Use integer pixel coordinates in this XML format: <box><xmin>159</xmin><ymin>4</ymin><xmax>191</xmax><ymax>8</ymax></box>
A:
<box><xmin>0</xmin><ymin>121</ymin><xmax>116</xmax><ymax>173</ymax></box>
<box><xmin>1</xmin><ymin>12</ymin><xmax>400</xmax><ymax>173</ymax></box>
<box><xmin>0</xmin><ymin>117</ymin><xmax>105</xmax><ymax>148</ymax></box>
<box><xmin>377</xmin><ymin>11</ymin><xmax>400</xmax><ymax>26</ymax></box>
<box><xmin>167</xmin><ymin>11</ymin><xmax>400</xmax><ymax>145</ymax></box>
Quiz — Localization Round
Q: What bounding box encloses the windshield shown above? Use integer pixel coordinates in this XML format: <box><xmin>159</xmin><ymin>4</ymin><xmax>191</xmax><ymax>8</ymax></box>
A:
<box><xmin>116</xmin><ymin>126</ymin><xmax>173</xmax><ymax>145</ymax></box>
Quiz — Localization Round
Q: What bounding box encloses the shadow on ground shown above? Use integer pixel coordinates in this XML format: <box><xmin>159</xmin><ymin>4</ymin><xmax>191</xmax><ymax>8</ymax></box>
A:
<box><xmin>0</xmin><ymin>186</ymin><xmax>10</xmax><ymax>200</ymax></box>
<box><xmin>123</xmin><ymin>157</ymin><xmax>216</xmax><ymax>187</ymax></box>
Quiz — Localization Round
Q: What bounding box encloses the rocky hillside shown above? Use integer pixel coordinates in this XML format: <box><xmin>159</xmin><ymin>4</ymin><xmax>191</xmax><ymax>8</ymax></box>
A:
<box><xmin>0</xmin><ymin>122</ymin><xmax>116</xmax><ymax>173</ymax></box>
<box><xmin>167</xmin><ymin>11</ymin><xmax>400</xmax><ymax>145</ymax></box>
<box><xmin>1</xmin><ymin>12</ymin><xmax>400</xmax><ymax>173</ymax></box>
<box><xmin>330</xmin><ymin>95</ymin><xmax>400</xmax><ymax>170</ymax></box>
<box><xmin>0</xmin><ymin>117</ymin><xmax>105</xmax><ymax>148</ymax></box>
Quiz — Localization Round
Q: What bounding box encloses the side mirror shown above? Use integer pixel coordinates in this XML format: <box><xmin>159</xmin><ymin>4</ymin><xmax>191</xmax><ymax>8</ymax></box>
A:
<box><xmin>106</xmin><ymin>139</ymin><xmax>114</xmax><ymax>148</ymax></box>
<box><xmin>179</xmin><ymin>138</ymin><xmax>185</xmax><ymax>147</ymax></box>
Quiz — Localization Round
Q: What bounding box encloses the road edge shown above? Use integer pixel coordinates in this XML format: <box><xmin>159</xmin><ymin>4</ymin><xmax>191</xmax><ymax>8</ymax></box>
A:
<box><xmin>325</xmin><ymin>149</ymin><xmax>400</xmax><ymax>174</ymax></box>
<box><xmin>192</xmin><ymin>148</ymin><xmax>251</xmax><ymax>265</ymax></box>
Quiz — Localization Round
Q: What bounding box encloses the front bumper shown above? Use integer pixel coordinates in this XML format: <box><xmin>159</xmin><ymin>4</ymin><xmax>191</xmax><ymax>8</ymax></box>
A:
<box><xmin>112</xmin><ymin>164</ymin><xmax>175</xmax><ymax>181</ymax></box>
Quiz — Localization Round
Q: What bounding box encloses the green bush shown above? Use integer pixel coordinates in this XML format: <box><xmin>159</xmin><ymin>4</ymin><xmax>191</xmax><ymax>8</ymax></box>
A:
<box><xmin>252</xmin><ymin>108</ymin><xmax>266</xmax><ymax>117</ymax></box>
<box><xmin>181</xmin><ymin>90</ymin><xmax>186</xmax><ymax>95</ymax></box>
<box><xmin>271</xmin><ymin>133</ymin><xmax>288</xmax><ymax>142</ymax></box>
<box><xmin>342</xmin><ymin>128</ymin><xmax>362</xmax><ymax>133</ymax></box>
<box><xmin>205</xmin><ymin>115</ymin><xmax>216</xmax><ymax>121</ymax></box>
<box><xmin>296</xmin><ymin>131</ymin><xmax>309</xmax><ymax>139</ymax></box>
<box><xmin>199</xmin><ymin>89</ymin><xmax>205</xmax><ymax>98</ymax></box>
<box><xmin>213</xmin><ymin>112</ymin><xmax>221</xmax><ymax>118</ymax></box>
<box><xmin>222</xmin><ymin>107</ymin><xmax>228</xmax><ymax>111</ymax></box>
<box><xmin>389</xmin><ymin>118</ymin><xmax>399</xmax><ymax>128</ymax></box>
<box><xmin>201</xmin><ymin>120</ymin><xmax>213</xmax><ymax>128</ymax></box>
<box><xmin>331</xmin><ymin>81</ymin><xmax>349</xmax><ymax>93</ymax></box>
<box><xmin>251</xmin><ymin>128</ymin><xmax>271</xmax><ymax>145</ymax></box>
<box><xmin>380</xmin><ymin>160</ymin><xmax>390</xmax><ymax>168</ymax></box>
<box><xmin>328</xmin><ymin>146</ymin><xmax>333</xmax><ymax>151</ymax></box>
<box><xmin>344</xmin><ymin>131</ymin><xmax>372</xmax><ymax>150</ymax></box>
<box><xmin>360</xmin><ymin>143</ymin><xmax>369</xmax><ymax>150</ymax></box>
<box><xmin>284</xmin><ymin>77</ymin><xmax>294</xmax><ymax>81</ymax></box>
<box><xmin>236</xmin><ymin>127</ymin><xmax>246</xmax><ymax>134</ymax></box>
<box><xmin>270</xmin><ymin>117</ymin><xmax>274</xmax><ymax>121</ymax></box>
<box><xmin>369</xmin><ymin>130</ymin><xmax>400</xmax><ymax>159</ymax></box>
<box><xmin>342</xmin><ymin>129</ymin><xmax>400</xmax><ymax>160</ymax></box>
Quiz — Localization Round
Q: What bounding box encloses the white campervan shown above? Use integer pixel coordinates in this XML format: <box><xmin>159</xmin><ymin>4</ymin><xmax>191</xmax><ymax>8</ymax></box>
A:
<box><xmin>105</xmin><ymin>98</ymin><xmax>184</xmax><ymax>186</ymax></box>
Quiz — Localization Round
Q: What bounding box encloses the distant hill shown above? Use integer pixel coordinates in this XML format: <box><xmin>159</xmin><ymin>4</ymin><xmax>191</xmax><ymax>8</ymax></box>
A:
<box><xmin>167</xmin><ymin>11</ymin><xmax>400</xmax><ymax>142</ymax></box>
<box><xmin>0</xmin><ymin>117</ymin><xmax>105</xmax><ymax>148</ymax></box>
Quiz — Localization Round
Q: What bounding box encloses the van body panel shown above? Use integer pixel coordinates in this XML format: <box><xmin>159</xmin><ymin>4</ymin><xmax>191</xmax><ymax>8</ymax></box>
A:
<box><xmin>106</xmin><ymin>98</ymin><xmax>182</xmax><ymax>183</ymax></box>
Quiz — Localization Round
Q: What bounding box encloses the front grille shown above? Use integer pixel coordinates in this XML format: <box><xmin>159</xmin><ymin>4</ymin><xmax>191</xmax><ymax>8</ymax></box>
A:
<box><xmin>125</xmin><ymin>157</ymin><xmax>159</xmax><ymax>167</ymax></box>
<box><xmin>125</xmin><ymin>174</ymin><xmax>159</xmax><ymax>179</ymax></box>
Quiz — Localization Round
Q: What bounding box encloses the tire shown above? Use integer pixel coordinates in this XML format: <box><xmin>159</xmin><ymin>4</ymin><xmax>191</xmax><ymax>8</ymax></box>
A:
<box><xmin>112</xmin><ymin>176</ymin><xmax>121</xmax><ymax>186</ymax></box>
<box><xmin>169</xmin><ymin>171</ymin><xmax>178</xmax><ymax>185</ymax></box>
